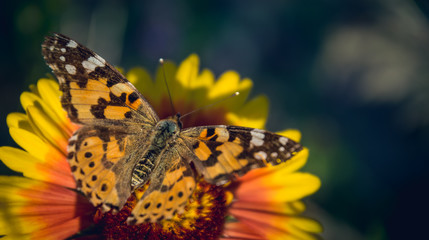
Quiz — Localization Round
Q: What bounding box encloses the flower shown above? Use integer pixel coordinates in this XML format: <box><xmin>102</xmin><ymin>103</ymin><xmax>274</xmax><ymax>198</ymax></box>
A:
<box><xmin>0</xmin><ymin>80</ymin><xmax>94</xmax><ymax>239</ymax></box>
<box><xmin>0</xmin><ymin>54</ymin><xmax>322</xmax><ymax>239</ymax></box>
<box><xmin>222</xmin><ymin>131</ymin><xmax>322</xmax><ymax>239</ymax></box>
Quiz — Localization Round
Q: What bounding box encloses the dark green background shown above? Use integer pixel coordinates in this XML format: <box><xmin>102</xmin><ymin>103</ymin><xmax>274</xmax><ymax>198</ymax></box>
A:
<box><xmin>1</xmin><ymin>1</ymin><xmax>429</xmax><ymax>239</ymax></box>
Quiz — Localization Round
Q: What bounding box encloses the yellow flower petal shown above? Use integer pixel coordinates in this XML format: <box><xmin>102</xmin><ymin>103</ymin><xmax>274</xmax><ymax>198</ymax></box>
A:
<box><xmin>188</xmin><ymin>69</ymin><xmax>217</xmax><ymax>107</ymax></box>
<box><xmin>209</xmin><ymin>71</ymin><xmax>253</xmax><ymax>110</ymax></box>
<box><xmin>6</xmin><ymin>113</ymin><xmax>32</xmax><ymax>133</ymax></box>
<box><xmin>20</xmin><ymin>91</ymin><xmax>56</xmax><ymax>125</ymax></box>
<box><xmin>278</xmin><ymin>129</ymin><xmax>302</xmax><ymax>142</ymax></box>
<box><xmin>176</xmin><ymin>54</ymin><xmax>200</xmax><ymax>89</ymax></box>
<box><xmin>226</xmin><ymin>94</ymin><xmax>268</xmax><ymax>128</ymax></box>
<box><xmin>267</xmin><ymin>172</ymin><xmax>321</xmax><ymax>202</ymax></box>
<box><xmin>126</xmin><ymin>67</ymin><xmax>157</xmax><ymax>105</ymax></box>
<box><xmin>289</xmin><ymin>217</ymin><xmax>323</xmax><ymax>234</ymax></box>
<box><xmin>26</xmin><ymin>105</ymin><xmax>69</xmax><ymax>154</ymax></box>
<box><xmin>176</xmin><ymin>64</ymin><xmax>216</xmax><ymax>109</ymax></box>
<box><xmin>209</xmin><ymin>71</ymin><xmax>239</xmax><ymax>99</ymax></box>
<box><xmin>20</xmin><ymin>90</ymin><xmax>74</xmax><ymax>143</ymax></box>
<box><xmin>9</xmin><ymin>127</ymin><xmax>52</xmax><ymax>160</ymax></box>
<box><xmin>8</xmin><ymin>127</ymin><xmax>66</xmax><ymax>171</ymax></box>
<box><xmin>36</xmin><ymin>79</ymin><xmax>75</xmax><ymax>135</ymax></box>
<box><xmin>194</xmin><ymin>68</ymin><xmax>215</xmax><ymax>89</ymax></box>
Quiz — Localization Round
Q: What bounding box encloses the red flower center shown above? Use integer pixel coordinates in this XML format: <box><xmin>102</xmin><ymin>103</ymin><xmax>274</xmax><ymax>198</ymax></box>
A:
<box><xmin>93</xmin><ymin>180</ymin><xmax>227</xmax><ymax>240</ymax></box>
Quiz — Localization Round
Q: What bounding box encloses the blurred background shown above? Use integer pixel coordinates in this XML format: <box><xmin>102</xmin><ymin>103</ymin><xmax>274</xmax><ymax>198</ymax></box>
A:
<box><xmin>1</xmin><ymin>0</ymin><xmax>429</xmax><ymax>239</ymax></box>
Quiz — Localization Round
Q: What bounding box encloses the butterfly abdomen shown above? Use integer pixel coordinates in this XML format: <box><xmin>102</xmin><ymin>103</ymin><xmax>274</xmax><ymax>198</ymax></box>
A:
<box><xmin>131</xmin><ymin>155</ymin><xmax>155</xmax><ymax>188</ymax></box>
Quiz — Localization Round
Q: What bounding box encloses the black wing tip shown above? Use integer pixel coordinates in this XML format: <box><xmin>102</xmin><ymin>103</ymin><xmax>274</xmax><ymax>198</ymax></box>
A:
<box><xmin>44</xmin><ymin>32</ymin><xmax>69</xmax><ymax>41</ymax></box>
<box><xmin>41</xmin><ymin>33</ymin><xmax>74</xmax><ymax>49</ymax></box>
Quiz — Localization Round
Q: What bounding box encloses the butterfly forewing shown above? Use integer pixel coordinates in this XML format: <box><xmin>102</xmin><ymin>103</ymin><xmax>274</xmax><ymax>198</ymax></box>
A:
<box><xmin>181</xmin><ymin>125</ymin><xmax>303</xmax><ymax>185</ymax></box>
<box><xmin>42</xmin><ymin>33</ymin><xmax>159</xmax><ymax>126</ymax></box>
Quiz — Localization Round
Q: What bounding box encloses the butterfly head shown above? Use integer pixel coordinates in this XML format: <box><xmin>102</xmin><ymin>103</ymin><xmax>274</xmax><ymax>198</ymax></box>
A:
<box><xmin>156</xmin><ymin>114</ymin><xmax>182</xmax><ymax>137</ymax></box>
<box><xmin>166</xmin><ymin>113</ymin><xmax>183</xmax><ymax>129</ymax></box>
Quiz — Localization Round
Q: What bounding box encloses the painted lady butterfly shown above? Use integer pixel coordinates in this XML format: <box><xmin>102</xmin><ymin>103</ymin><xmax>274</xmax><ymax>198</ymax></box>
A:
<box><xmin>41</xmin><ymin>33</ymin><xmax>303</xmax><ymax>225</ymax></box>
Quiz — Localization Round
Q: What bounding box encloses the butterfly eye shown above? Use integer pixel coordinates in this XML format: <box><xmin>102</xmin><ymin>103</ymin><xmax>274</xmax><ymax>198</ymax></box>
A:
<box><xmin>168</xmin><ymin>123</ymin><xmax>178</xmax><ymax>133</ymax></box>
<box><xmin>157</xmin><ymin>120</ymin><xmax>178</xmax><ymax>134</ymax></box>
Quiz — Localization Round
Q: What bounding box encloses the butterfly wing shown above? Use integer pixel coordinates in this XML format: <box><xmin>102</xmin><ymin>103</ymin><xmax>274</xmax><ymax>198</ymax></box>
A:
<box><xmin>42</xmin><ymin>33</ymin><xmax>159</xmax><ymax>126</ymax></box>
<box><xmin>181</xmin><ymin>125</ymin><xmax>303</xmax><ymax>185</ymax></box>
<box><xmin>127</xmin><ymin>147</ymin><xmax>196</xmax><ymax>224</ymax></box>
<box><xmin>67</xmin><ymin>125</ymin><xmax>150</xmax><ymax>212</ymax></box>
<box><xmin>42</xmin><ymin>33</ymin><xmax>159</xmax><ymax>212</ymax></box>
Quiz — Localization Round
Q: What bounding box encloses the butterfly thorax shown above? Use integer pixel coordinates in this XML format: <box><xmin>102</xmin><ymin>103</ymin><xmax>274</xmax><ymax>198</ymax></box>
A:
<box><xmin>130</xmin><ymin>118</ymin><xmax>181</xmax><ymax>189</ymax></box>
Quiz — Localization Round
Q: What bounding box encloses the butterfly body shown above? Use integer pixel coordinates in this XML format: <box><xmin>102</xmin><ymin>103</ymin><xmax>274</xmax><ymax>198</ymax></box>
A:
<box><xmin>42</xmin><ymin>33</ymin><xmax>303</xmax><ymax>224</ymax></box>
<box><xmin>130</xmin><ymin>117</ymin><xmax>181</xmax><ymax>189</ymax></box>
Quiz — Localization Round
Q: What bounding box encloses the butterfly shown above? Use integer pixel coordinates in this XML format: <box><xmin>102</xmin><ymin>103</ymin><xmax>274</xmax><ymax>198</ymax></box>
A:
<box><xmin>41</xmin><ymin>33</ymin><xmax>303</xmax><ymax>225</ymax></box>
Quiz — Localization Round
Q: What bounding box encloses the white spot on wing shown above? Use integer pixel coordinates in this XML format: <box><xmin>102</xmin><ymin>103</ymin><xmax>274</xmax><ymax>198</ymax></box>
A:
<box><xmin>67</xmin><ymin>40</ymin><xmax>78</xmax><ymax>48</ymax></box>
<box><xmin>61</xmin><ymin>48</ymin><xmax>66</xmax><ymax>53</ymax></box>
<box><xmin>65</xmin><ymin>64</ymin><xmax>77</xmax><ymax>75</ymax></box>
<box><xmin>82</xmin><ymin>56</ymin><xmax>105</xmax><ymax>73</ymax></box>
<box><xmin>271</xmin><ymin>152</ymin><xmax>278</xmax><ymax>158</ymax></box>
<box><xmin>67</xmin><ymin>134</ymin><xmax>78</xmax><ymax>152</ymax></box>
<box><xmin>250</xmin><ymin>129</ymin><xmax>265</xmax><ymax>147</ymax></box>
<box><xmin>59</xmin><ymin>56</ymin><xmax>65</xmax><ymax>61</ymax></box>
<box><xmin>279</xmin><ymin>146</ymin><xmax>285</xmax><ymax>152</ymax></box>
<box><xmin>95</xmin><ymin>54</ymin><xmax>106</xmax><ymax>64</ymax></box>
<box><xmin>254</xmin><ymin>151</ymin><xmax>267</xmax><ymax>161</ymax></box>
<box><xmin>279</xmin><ymin>137</ymin><xmax>288</xmax><ymax>145</ymax></box>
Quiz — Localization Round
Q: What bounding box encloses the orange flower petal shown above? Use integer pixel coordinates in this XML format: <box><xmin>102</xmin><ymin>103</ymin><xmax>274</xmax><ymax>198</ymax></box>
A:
<box><xmin>0</xmin><ymin>147</ymin><xmax>75</xmax><ymax>188</ymax></box>
<box><xmin>222</xmin><ymin>222</ymin><xmax>264</xmax><ymax>239</ymax></box>
<box><xmin>0</xmin><ymin>176</ymin><xmax>94</xmax><ymax>239</ymax></box>
<box><xmin>235</xmin><ymin>171</ymin><xmax>321</xmax><ymax>203</ymax></box>
<box><xmin>231</xmin><ymin>200</ymin><xmax>306</xmax><ymax>215</ymax></box>
<box><xmin>229</xmin><ymin>208</ymin><xmax>321</xmax><ymax>240</ymax></box>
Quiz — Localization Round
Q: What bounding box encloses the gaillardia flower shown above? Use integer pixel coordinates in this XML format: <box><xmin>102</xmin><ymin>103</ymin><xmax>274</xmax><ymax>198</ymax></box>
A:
<box><xmin>0</xmin><ymin>54</ymin><xmax>322</xmax><ymax>239</ymax></box>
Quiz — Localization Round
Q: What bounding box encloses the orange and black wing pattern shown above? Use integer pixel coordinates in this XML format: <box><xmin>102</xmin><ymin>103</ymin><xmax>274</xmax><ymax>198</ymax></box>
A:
<box><xmin>181</xmin><ymin>125</ymin><xmax>303</xmax><ymax>185</ymax></box>
<box><xmin>42</xmin><ymin>33</ymin><xmax>158</xmax><ymax>126</ymax></box>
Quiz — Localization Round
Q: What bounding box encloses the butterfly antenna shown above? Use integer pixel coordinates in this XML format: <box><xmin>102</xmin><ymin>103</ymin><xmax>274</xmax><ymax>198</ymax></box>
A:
<box><xmin>159</xmin><ymin>58</ymin><xmax>176</xmax><ymax>114</ymax></box>
<box><xmin>180</xmin><ymin>91</ymin><xmax>240</xmax><ymax>120</ymax></box>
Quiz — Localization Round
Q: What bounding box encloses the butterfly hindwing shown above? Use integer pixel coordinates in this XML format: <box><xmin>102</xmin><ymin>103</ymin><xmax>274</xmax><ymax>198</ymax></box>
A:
<box><xmin>181</xmin><ymin>125</ymin><xmax>303</xmax><ymax>185</ymax></box>
<box><xmin>67</xmin><ymin>125</ymin><xmax>151</xmax><ymax>213</ymax></box>
<box><xmin>42</xmin><ymin>33</ymin><xmax>159</xmax><ymax>126</ymax></box>
<box><xmin>127</xmin><ymin>148</ymin><xmax>196</xmax><ymax>224</ymax></box>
